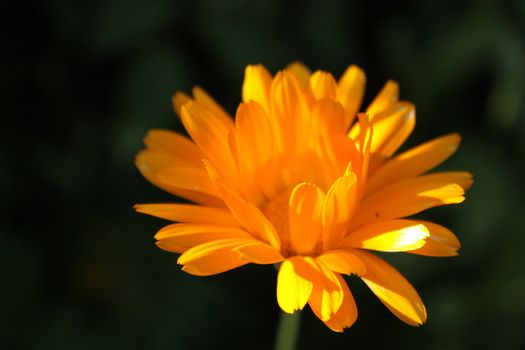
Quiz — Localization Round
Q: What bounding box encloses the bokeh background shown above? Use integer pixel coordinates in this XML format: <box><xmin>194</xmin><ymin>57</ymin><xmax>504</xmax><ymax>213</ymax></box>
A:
<box><xmin>2</xmin><ymin>0</ymin><xmax>525</xmax><ymax>349</ymax></box>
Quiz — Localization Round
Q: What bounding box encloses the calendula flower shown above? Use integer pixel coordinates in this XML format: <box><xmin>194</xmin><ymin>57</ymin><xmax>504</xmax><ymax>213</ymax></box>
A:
<box><xmin>135</xmin><ymin>62</ymin><xmax>472</xmax><ymax>332</ymax></box>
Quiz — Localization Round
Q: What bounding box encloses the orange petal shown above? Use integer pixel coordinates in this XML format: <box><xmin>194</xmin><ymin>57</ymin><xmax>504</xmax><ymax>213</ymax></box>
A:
<box><xmin>157</xmin><ymin>166</ymin><xmax>221</xmax><ymax>197</ymax></box>
<box><xmin>277</xmin><ymin>257</ymin><xmax>315</xmax><ymax>314</ymax></box>
<box><xmin>177</xmin><ymin>238</ymin><xmax>251</xmax><ymax>276</ymax></box>
<box><xmin>353</xmin><ymin>250</ymin><xmax>427</xmax><ymax>325</ymax></box>
<box><xmin>353</xmin><ymin>172</ymin><xmax>472</xmax><ymax>226</ymax></box>
<box><xmin>269</xmin><ymin>71</ymin><xmax>308</xmax><ymax>154</ymax></box>
<box><xmin>192</xmin><ymin>86</ymin><xmax>233</xmax><ymax>125</ymax></box>
<box><xmin>366</xmin><ymin>80</ymin><xmax>399</xmax><ymax>119</ymax></box>
<box><xmin>408</xmin><ymin>221</ymin><xmax>461</xmax><ymax>257</ymax></box>
<box><xmin>143</xmin><ymin>129</ymin><xmax>204</xmax><ymax>167</ymax></box>
<box><xmin>316</xmin><ymin>249</ymin><xmax>366</xmax><ymax>276</ymax></box>
<box><xmin>288</xmin><ymin>183</ymin><xmax>325</xmax><ymax>255</ymax></box>
<box><xmin>323</xmin><ymin>274</ymin><xmax>358</xmax><ymax>332</ymax></box>
<box><xmin>233</xmin><ymin>241</ymin><xmax>283</xmax><ymax>264</ymax></box>
<box><xmin>205</xmin><ymin>161</ymin><xmax>281</xmax><ymax>250</ymax></box>
<box><xmin>242</xmin><ymin>64</ymin><xmax>273</xmax><ymax>114</ymax></box>
<box><xmin>235</xmin><ymin>101</ymin><xmax>276</xmax><ymax>187</ymax></box>
<box><xmin>135</xmin><ymin>151</ymin><xmax>222</xmax><ymax>206</ymax></box>
<box><xmin>172</xmin><ymin>92</ymin><xmax>191</xmax><ymax>117</ymax></box>
<box><xmin>308</xmin><ymin>260</ymin><xmax>345</xmax><ymax>321</ymax></box>
<box><xmin>322</xmin><ymin>168</ymin><xmax>358</xmax><ymax>249</ymax></box>
<box><xmin>369</xmin><ymin>102</ymin><xmax>415</xmax><ymax>159</ymax></box>
<box><xmin>339</xmin><ymin>220</ymin><xmax>429</xmax><ymax>252</ymax></box>
<box><xmin>366</xmin><ymin>133</ymin><xmax>462</xmax><ymax>195</ymax></box>
<box><xmin>134</xmin><ymin>203</ymin><xmax>239</xmax><ymax>226</ymax></box>
<box><xmin>286</xmin><ymin>61</ymin><xmax>311</xmax><ymax>88</ymax></box>
<box><xmin>337</xmin><ymin>65</ymin><xmax>366</xmax><ymax>129</ymax></box>
<box><xmin>155</xmin><ymin>224</ymin><xmax>251</xmax><ymax>253</ymax></box>
<box><xmin>310</xmin><ymin>71</ymin><xmax>337</xmax><ymax>100</ymax></box>
<box><xmin>180</xmin><ymin>101</ymin><xmax>237</xmax><ymax>178</ymax></box>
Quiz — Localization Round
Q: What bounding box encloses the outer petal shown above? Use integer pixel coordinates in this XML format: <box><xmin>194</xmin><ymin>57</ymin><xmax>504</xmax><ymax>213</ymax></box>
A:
<box><xmin>192</xmin><ymin>86</ymin><xmax>233</xmax><ymax>124</ymax></box>
<box><xmin>289</xmin><ymin>182</ymin><xmax>325</xmax><ymax>255</ymax></box>
<box><xmin>316</xmin><ymin>249</ymin><xmax>366</xmax><ymax>276</ymax></box>
<box><xmin>181</xmin><ymin>101</ymin><xmax>237</xmax><ymax>179</ymax></box>
<box><xmin>337</xmin><ymin>65</ymin><xmax>365</xmax><ymax>129</ymax></box>
<box><xmin>408</xmin><ymin>221</ymin><xmax>461</xmax><ymax>257</ymax></box>
<box><xmin>157</xmin><ymin>166</ymin><xmax>221</xmax><ymax>197</ymax></box>
<box><xmin>135</xmin><ymin>151</ymin><xmax>222</xmax><ymax>206</ymax></box>
<box><xmin>172</xmin><ymin>92</ymin><xmax>191</xmax><ymax>117</ymax></box>
<box><xmin>269</xmin><ymin>71</ymin><xmax>308</xmax><ymax>154</ymax></box>
<box><xmin>177</xmin><ymin>238</ymin><xmax>253</xmax><ymax>276</ymax></box>
<box><xmin>368</xmin><ymin>102</ymin><xmax>415</xmax><ymax>159</ymax></box>
<box><xmin>323</xmin><ymin>274</ymin><xmax>358</xmax><ymax>332</ymax></box>
<box><xmin>286</xmin><ymin>61</ymin><xmax>311</xmax><ymax>88</ymax></box>
<box><xmin>353</xmin><ymin>172</ymin><xmax>472</xmax><ymax>227</ymax></box>
<box><xmin>365</xmin><ymin>133</ymin><xmax>462</xmax><ymax>195</ymax></box>
<box><xmin>134</xmin><ymin>203</ymin><xmax>239</xmax><ymax>226</ymax></box>
<box><xmin>308</xmin><ymin>260</ymin><xmax>345</xmax><ymax>321</ymax></box>
<box><xmin>242</xmin><ymin>64</ymin><xmax>273</xmax><ymax>114</ymax></box>
<box><xmin>310</xmin><ymin>71</ymin><xmax>337</xmax><ymax>100</ymax></box>
<box><xmin>353</xmin><ymin>250</ymin><xmax>427</xmax><ymax>326</ymax></box>
<box><xmin>143</xmin><ymin>129</ymin><xmax>204</xmax><ymax>167</ymax></box>
<box><xmin>233</xmin><ymin>241</ymin><xmax>284</xmax><ymax>264</ymax></box>
<box><xmin>339</xmin><ymin>220</ymin><xmax>430</xmax><ymax>252</ymax></box>
<box><xmin>277</xmin><ymin>257</ymin><xmax>315</xmax><ymax>314</ymax></box>
<box><xmin>366</xmin><ymin>80</ymin><xmax>399</xmax><ymax>119</ymax></box>
<box><xmin>155</xmin><ymin>224</ymin><xmax>251</xmax><ymax>253</ymax></box>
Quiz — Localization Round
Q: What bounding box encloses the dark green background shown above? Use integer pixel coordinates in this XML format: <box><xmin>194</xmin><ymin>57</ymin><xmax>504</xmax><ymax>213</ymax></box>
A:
<box><xmin>2</xmin><ymin>0</ymin><xmax>525</xmax><ymax>349</ymax></box>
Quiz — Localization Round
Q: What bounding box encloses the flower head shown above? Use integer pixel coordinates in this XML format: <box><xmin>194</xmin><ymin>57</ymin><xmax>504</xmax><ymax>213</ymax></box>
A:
<box><xmin>135</xmin><ymin>62</ymin><xmax>472</xmax><ymax>332</ymax></box>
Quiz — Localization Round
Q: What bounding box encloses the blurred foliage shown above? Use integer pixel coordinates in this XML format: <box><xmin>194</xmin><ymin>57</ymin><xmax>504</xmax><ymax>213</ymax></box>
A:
<box><xmin>1</xmin><ymin>0</ymin><xmax>525</xmax><ymax>349</ymax></box>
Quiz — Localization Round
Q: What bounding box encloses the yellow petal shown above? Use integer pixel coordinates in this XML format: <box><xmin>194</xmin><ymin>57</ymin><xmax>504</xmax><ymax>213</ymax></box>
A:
<box><xmin>286</xmin><ymin>61</ymin><xmax>311</xmax><ymax>88</ymax></box>
<box><xmin>308</xmin><ymin>260</ymin><xmax>345</xmax><ymax>321</ymax></box>
<box><xmin>233</xmin><ymin>241</ymin><xmax>284</xmax><ymax>264</ymax></box>
<box><xmin>310</xmin><ymin>71</ymin><xmax>337</xmax><ymax>100</ymax></box>
<box><xmin>134</xmin><ymin>203</ymin><xmax>239</xmax><ymax>226</ymax></box>
<box><xmin>322</xmin><ymin>169</ymin><xmax>358</xmax><ymax>249</ymax></box>
<box><xmin>408</xmin><ymin>221</ymin><xmax>461</xmax><ymax>257</ymax></box>
<box><xmin>323</xmin><ymin>274</ymin><xmax>358</xmax><ymax>332</ymax></box>
<box><xmin>205</xmin><ymin>161</ymin><xmax>281</xmax><ymax>250</ymax></box>
<box><xmin>353</xmin><ymin>250</ymin><xmax>427</xmax><ymax>325</ymax></box>
<box><xmin>339</xmin><ymin>220</ymin><xmax>429</xmax><ymax>252</ymax></box>
<box><xmin>353</xmin><ymin>172</ymin><xmax>472</xmax><ymax>226</ymax></box>
<box><xmin>277</xmin><ymin>257</ymin><xmax>315</xmax><ymax>314</ymax></box>
<box><xmin>369</xmin><ymin>102</ymin><xmax>415</xmax><ymax>158</ymax></box>
<box><xmin>155</xmin><ymin>224</ymin><xmax>251</xmax><ymax>253</ymax></box>
<box><xmin>288</xmin><ymin>182</ymin><xmax>325</xmax><ymax>255</ymax></box>
<box><xmin>242</xmin><ymin>64</ymin><xmax>273</xmax><ymax>114</ymax></box>
<box><xmin>366</xmin><ymin>133</ymin><xmax>462</xmax><ymax>195</ymax></box>
<box><xmin>316</xmin><ymin>249</ymin><xmax>366</xmax><ymax>276</ymax></box>
<box><xmin>177</xmin><ymin>238</ymin><xmax>250</xmax><ymax>276</ymax></box>
<box><xmin>366</xmin><ymin>80</ymin><xmax>399</xmax><ymax>119</ymax></box>
<box><xmin>337</xmin><ymin>65</ymin><xmax>366</xmax><ymax>129</ymax></box>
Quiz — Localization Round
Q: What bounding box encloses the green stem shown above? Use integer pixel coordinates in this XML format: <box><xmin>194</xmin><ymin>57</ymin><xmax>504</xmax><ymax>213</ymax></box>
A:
<box><xmin>274</xmin><ymin>311</ymin><xmax>301</xmax><ymax>350</ymax></box>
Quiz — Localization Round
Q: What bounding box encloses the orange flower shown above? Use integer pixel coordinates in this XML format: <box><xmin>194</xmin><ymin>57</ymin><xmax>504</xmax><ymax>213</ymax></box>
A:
<box><xmin>135</xmin><ymin>62</ymin><xmax>472</xmax><ymax>332</ymax></box>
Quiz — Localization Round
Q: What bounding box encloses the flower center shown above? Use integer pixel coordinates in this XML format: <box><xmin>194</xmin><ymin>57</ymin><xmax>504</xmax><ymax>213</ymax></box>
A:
<box><xmin>261</xmin><ymin>189</ymin><xmax>292</xmax><ymax>256</ymax></box>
